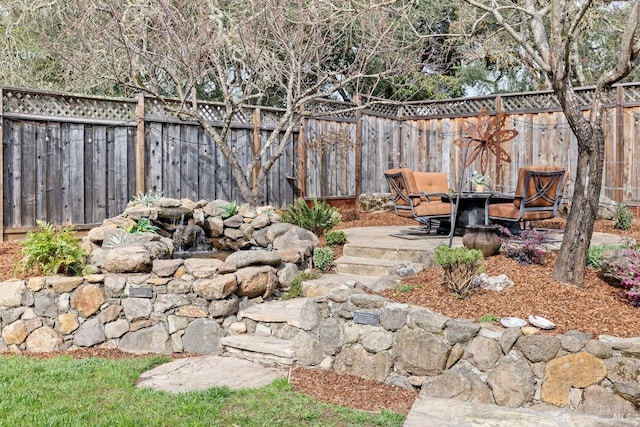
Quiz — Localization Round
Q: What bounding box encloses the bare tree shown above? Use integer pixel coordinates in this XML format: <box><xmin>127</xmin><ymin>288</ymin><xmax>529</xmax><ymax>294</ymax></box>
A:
<box><xmin>460</xmin><ymin>0</ymin><xmax>640</xmax><ymax>285</ymax></box>
<box><xmin>48</xmin><ymin>0</ymin><xmax>423</xmax><ymax>206</ymax></box>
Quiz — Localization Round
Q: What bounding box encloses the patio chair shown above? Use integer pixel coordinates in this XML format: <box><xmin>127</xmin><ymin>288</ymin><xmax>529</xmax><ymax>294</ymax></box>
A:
<box><xmin>384</xmin><ymin>168</ymin><xmax>457</xmax><ymax>238</ymax></box>
<box><xmin>484</xmin><ymin>165</ymin><xmax>566</xmax><ymax>230</ymax></box>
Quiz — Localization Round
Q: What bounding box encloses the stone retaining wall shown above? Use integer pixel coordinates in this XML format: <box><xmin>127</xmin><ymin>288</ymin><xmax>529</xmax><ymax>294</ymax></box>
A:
<box><xmin>1</xmin><ymin>271</ymin><xmax>639</xmax><ymax>417</ymax></box>
<box><xmin>248</xmin><ymin>291</ymin><xmax>640</xmax><ymax>418</ymax></box>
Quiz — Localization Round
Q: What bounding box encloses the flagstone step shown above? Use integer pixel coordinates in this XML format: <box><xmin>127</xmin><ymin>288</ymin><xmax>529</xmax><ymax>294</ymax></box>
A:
<box><xmin>335</xmin><ymin>256</ymin><xmax>406</xmax><ymax>276</ymax></box>
<box><xmin>221</xmin><ymin>334</ymin><xmax>295</xmax><ymax>366</ymax></box>
<box><xmin>342</xmin><ymin>243</ymin><xmax>426</xmax><ymax>262</ymax></box>
<box><xmin>237</xmin><ymin>297</ymin><xmax>319</xmax><ymax>331</ymax></box>
<box><xmin>301</xmin><ymin>273</ymin><xmax>381</xmax><ymax>297</ymax></box>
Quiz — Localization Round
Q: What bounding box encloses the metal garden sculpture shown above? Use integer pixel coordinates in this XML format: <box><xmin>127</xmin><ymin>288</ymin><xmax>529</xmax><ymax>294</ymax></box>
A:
<box><xmin>453</xmin><ymin>106</ymin><xmax>518</xmax><ymax>175</ymax></box>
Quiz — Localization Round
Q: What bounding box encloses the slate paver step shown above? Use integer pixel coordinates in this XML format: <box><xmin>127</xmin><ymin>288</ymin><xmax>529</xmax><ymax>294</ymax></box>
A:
<box><xmin>221</xmin><ymin>334</ymin><xmax>295</xmax><ymax>366</ymax></box>
<box><xmin>335</xmin><ymin>255</ymin><xmax>406</xmax><ymax>276</ymax></box>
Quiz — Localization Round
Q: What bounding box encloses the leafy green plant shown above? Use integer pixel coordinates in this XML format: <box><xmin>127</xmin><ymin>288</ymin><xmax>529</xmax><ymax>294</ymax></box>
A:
<box><xmin>131</xmin><ymin>189</ymin><xmax>163</xmax><ymax>207</ymax></box>
<box><xmin>281</xmin><ymin>270</ymin><xmax>322</xmax><ymax>300</ymax></box>
<box><xmin>221</xmin><ymin>200</ymin><xmax>239</xmax><ymax>219</ymax></box>
<box><xmin>613</xmin><ymin>203</ymin><xmax>634</xmax><ymax>230</ymax></box>
<box><xmin>479</xmin><ymin>313</ymin><xmax>500</xmax><ymax>323</ymax></box>
<box><xmin>313</xmin><ymin>247</ymin><xmax>336</xmax><ymax>273</ymax></box>
<box><xmin>325</xmin><ymin>230</ymin><xmax>347</xmax><ymax>247</ymax></box>
<box><xmin>434</xmin><ymin>245</ymin><xmax>483</xmax><ymax>299</ymax></box>
<box><xmin>18</xmin><ymin>220</ymin><xmax>87</xmax><ymax>276</ymax></box>
<box><xmin>587</xmin><ymin>243</ymin><xmax>625</xmax><ymax>269</ymax></box>
<box><xmin>136</xmin><ymin>217</ymin><xmax>158</xmax><ymax>233</ymax></box>
<box><xmin>120</xmin><ymin>216</ymin><xmax>159</xmax><ymax>235</ymax></box>
<box><xmin>282</xmin><ymin>197</ymin><xmax>340</xmax><ymax>236</ymax></box>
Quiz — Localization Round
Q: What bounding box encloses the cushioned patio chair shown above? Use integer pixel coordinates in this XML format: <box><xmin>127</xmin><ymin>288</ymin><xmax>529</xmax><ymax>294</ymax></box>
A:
<box><xmin>484</xmin><ymin>165</ymin><xmax>566</xmax><ymax>230</ymax></box>
<box><xmin>384</xmin><ymin>168</ymin><xmax>456</xmax><ymax>238</ymax></box>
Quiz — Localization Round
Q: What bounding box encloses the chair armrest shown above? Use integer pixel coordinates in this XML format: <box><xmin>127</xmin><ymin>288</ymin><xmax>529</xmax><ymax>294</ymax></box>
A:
<box><xmin>424</xmin><ymin>192</ymin><xmax>455</xmax><ymax>203</ymax></box>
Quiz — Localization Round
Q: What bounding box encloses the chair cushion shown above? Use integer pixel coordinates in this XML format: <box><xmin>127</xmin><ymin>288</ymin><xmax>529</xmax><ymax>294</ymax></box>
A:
<box><xmin>413</xmin><ymin>201</ymin><xmax>452</xmax><ymax>217</ymax></box>
<box><xmin>487</xmin><ymin>203</ymin><xmax>520</xmax><ymax>220</ymax></box>
<box><xmin>488</xmin><ymin>203</ymin><xmax>555</xmax><ymax>221</ymax></box>
<box><xmin>413</xmin><ymin>172</ymin><xmax>449</xmax><ymax>194</ymax></box>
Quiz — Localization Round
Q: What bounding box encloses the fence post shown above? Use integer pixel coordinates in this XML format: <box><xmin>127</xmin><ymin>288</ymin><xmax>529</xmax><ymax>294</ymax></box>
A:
<box><xmin>297</xmin><ymin>116</ymin><xmax>307</xmax><ymax>198</ymax></box>
<box><xmin>616</xmin><ymin>86</ymin><xmax>624</xmax><ymax>202</ymax></box>
<box><xmin>0</xmin><ymin>87</ymin><xmax>3</xmax><ymax>241</ymax></box>
<box><xmin>135</xmin><ymin>95</ymin><xmax>145</xmax><ymax>195</ymax></box>
<box><xmin>354</xmin><ymin>94</ymin><xmax>362</xmax><ymax>198</ymax></box>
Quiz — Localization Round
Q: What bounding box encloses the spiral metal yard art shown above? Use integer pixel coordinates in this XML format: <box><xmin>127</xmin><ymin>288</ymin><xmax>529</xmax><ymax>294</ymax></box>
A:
<box><xmin>453</xmin><ymin>106</ymin><xmax>518</xmax><ymax>175</ymax></box>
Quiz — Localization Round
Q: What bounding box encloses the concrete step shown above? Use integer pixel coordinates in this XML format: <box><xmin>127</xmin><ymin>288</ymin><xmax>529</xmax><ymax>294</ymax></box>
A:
<box><xmin>335</xmin><ymin>255</ymin><xmax>406</xmax><ymax>276</ymax></box>
<box><xmin>221</xmin><ymin>334</ymin><xmax>295</xmax><ymax>366</ymax></box>
<box><xmin>238</xmin><ymin>298</ymin><xmax>318</xmax><ymax>331</ymax></box>
<box><xmin>301</xmin><ymin>273</ymin><xmax>380</xmax><ymax>297</ymax></box>
<box><xmin>343</xmin><ymin>243</ymin><xmax>426</xmax><ymax>262</ymax></box>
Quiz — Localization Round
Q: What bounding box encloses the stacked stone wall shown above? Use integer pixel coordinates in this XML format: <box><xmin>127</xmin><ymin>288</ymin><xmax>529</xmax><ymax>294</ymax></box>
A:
<box><xmin>246</xmin><ymin>292</ymin><xmax>640</xmax><ymax>418</ymax></box>
<box><xmin>2</xmin><ymin>274</ymin><xmax>640</xmax><ymax>416</ymax></box>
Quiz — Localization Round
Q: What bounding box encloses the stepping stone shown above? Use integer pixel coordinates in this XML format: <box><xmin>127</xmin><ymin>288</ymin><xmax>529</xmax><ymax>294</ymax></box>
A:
<box><xmin>221</xmin><ymin>334</ymin><xmax>295</xmax><ymax>366</ymax></box>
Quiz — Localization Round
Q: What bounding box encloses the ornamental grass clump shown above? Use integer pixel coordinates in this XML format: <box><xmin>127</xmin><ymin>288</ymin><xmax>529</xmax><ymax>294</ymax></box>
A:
<box><xmin>434</xmin><ymin>245</ymin><xmax>483</xmax><ymax>299</ymax></box>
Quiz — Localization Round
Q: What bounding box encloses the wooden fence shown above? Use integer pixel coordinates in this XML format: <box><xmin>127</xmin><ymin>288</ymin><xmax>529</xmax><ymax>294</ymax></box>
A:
<box><xmin>2</xmin><ymin>84</ymin><xmax>640</xmax><ymax>239</ymax></box>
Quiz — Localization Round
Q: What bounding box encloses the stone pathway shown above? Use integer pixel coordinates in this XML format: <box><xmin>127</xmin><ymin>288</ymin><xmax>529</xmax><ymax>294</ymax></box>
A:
<box><xmin>405</xmin><ymin>395</ymin><xmax>640</xmax><ymax>426</ymax></box>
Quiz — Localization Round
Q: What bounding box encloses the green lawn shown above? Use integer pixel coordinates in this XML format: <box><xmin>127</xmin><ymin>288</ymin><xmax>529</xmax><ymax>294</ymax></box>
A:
<box><xmin>0</xmin><ymin>355</ymin><xmax>404</xmax><ymax>427</ymax></box>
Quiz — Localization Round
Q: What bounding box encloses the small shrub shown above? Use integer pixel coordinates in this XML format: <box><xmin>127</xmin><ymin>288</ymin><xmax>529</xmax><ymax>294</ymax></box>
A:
<box><xmin>221</xmin><ymin>200</ymin><xmax>239</xmax><ymax>219</ymax></box>
<box><xmin>325</xmin><ymin>230</ymin><xmax>347</xmax><ymax>247</ymax></box>
<box><xmin>500</xmin><ymin>228</ymin><xmax>547</xmax><ymax>265</ymax></box>
<box><xmin>18</xmin><ymin>220</ymin><xmax>87</xmax><ymax>276</ymax></box>
<box><xmin>587</xmin><ymin>243</ymin><xmax>625</xmax><ymax>269</ymax></box>
<box><xmin>613</xmin><ymin>203</ymin><xmax>634</xmax><ymax>230</ymax></box>
<box><xmin>281</xmin><ymin>270</ymin><xmax>322</xmax><ymax>300</ymax></box>
<box><xmin>394</xmin><ymin>284</ymin><xmax>415</xmax><ymax>293</ymax></box>
<box><xmin>614</xmin><ymin>248</ymin><xmax>640</xmax><ymax>306</ymax></box>
<box><xmin>282</xmin><ymin>197</ymin><xmax>340</xmax><ymax>236</ymax></box>
<box><xmin>131</xmin><ymin>189</ymin><xmax>163</xmax><ymax>207</ymax></box>
<box><xmin>313</xmin><ymin>247</ymin><xmax>336</xmax><ymax>273</ymax></box>
<box><xmin>434</xmin><ymin>245</ymin><xmax>483</xmax><ymax>299</ymax></box>
<box><xmin>479</xmin><ymin>313</ymin><xmax>500</xmax><ymax>323</ymax></box>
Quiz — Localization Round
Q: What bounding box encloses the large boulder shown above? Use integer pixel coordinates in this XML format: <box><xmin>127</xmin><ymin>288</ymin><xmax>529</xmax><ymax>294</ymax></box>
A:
<box><xmin>600</xmin><ymin>248</ymin><xmax>638</xmax><ymax>287</ymax></box>
<box><xmin>235</xmin><ymin>266</ymin><xmax>278</xmax><ymax>298</ymax></box>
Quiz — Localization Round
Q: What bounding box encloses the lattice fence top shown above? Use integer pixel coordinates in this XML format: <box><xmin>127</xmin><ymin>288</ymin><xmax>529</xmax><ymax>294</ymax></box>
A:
<box><xmin>403</xmin><ymin>97</ymin><xmax>498</xmax><ymax>117</ymax></box>
<box><xmin>307</xmin><ymin>100</ymin><xmax>356</xmax><ymax>120</ymax></box>
<box><xmin>2</xmin><ymin>88</ymin><xmax>137</xmax><ymax>122</ymax></box>
<box><xmin>3</xmin><ymin>82</ymin><xmax>640</xmax><ymax>125</ymax></box>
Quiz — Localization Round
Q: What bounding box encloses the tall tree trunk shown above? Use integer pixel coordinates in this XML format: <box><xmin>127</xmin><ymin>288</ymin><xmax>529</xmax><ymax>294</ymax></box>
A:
<box><xmin>552</xmin><ymin>82</ymin><xmax>606</xmax><ymax>285</ymax></box>
<box><xmin>553</xmin><ymin>145</ymin><xmax>604</xmax><ymax>285</ymax></box>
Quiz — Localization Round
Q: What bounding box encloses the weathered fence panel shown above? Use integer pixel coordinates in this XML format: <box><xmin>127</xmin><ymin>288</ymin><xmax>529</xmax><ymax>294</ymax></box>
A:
<box><xmin>4</xmin><ymin>84</ymin><xmax>640</xmax><ymax>239</ymax></box>
<box><xmin>2</xmin><ymin>119</ymin><xmax>137</xmax><ymax>230</ymax></box>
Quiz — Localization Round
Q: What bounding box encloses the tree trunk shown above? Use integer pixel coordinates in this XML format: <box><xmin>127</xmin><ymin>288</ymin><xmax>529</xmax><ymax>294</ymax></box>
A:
<box><xmin>552</xmin><ymin>84</ymin><xmax>606</xmax><ymax>286</ymax></box>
